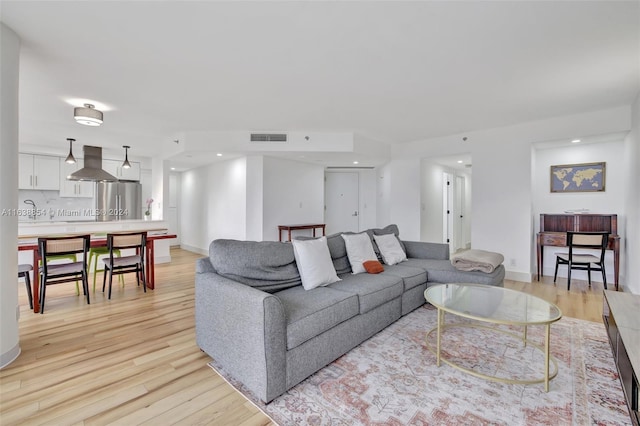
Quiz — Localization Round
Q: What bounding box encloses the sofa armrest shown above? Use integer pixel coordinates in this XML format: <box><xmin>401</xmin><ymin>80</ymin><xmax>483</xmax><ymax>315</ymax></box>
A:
<box><xmin>195</xmin><ymin>267</ymin><xmax>286</xmax><ymax>403</ymax></box>
<box><xmin>403</xmin><ymin>240</ymin><xmax>450</xmax><ymax>260</ymax></box>
<box><xmin>196</xmin><ymin>256</ymin><xmax>216</xmax><ymax>273</ymax></box>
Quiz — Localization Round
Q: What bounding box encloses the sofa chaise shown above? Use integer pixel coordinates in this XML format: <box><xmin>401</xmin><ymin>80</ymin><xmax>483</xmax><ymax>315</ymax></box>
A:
<box><xmin>195</xmin><ymin>224</ymin><xmax>505</xmax><ymax>403</ymax></box>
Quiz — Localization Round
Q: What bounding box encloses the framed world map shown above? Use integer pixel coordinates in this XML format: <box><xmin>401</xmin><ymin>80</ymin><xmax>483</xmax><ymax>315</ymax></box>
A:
<box><xmin>550</xmin><ymin>162</ymin><xmax>606</xmax><ymax>193</ymax></box>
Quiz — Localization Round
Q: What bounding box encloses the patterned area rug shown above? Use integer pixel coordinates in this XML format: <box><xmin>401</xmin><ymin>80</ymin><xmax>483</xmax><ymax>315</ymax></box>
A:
<box><xmin>208</xmin><ymin>305</ymin><xmax>631</xmax><ymax>425</ymax></box>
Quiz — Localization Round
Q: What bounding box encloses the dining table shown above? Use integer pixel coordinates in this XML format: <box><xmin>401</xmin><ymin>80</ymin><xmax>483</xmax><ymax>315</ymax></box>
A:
<box><xmin>18</xmin><ymin>232</ymin><xmax>177</xmax><ymax>313</ymax></box>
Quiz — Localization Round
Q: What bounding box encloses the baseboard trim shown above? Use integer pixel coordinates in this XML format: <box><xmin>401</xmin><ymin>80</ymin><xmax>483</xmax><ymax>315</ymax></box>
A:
<box><xmin>505</xmin><ymin>270</ymin><xmax>532</xmax><ymax>283</ymax></box>
<box><xmin>155</xmin><ymin>255</ymin><xmax>171</xmax><ymax>264</ymax></box>
<box><xmin>181</xmin><ymin>244</ymin><xmax>208</xmax><ymax>256</ymax></box>
<box><xmin>0</xmin><ymin>343</ymin><xmax>21</xmax><ymax>369</ymax></box>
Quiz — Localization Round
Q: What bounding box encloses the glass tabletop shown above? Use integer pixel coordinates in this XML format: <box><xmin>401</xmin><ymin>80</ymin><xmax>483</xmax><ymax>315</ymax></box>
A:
<box><xmin>425</xmin><ymin>283</ymin><xmax>562</xmax><ymax>325</ymax></box>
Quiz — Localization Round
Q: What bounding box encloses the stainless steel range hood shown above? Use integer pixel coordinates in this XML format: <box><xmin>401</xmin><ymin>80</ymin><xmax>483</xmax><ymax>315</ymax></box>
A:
<box><xmin>67</xmin><ymin>145</ymin><xmax>117</xmax><ymax>181</ymax></box>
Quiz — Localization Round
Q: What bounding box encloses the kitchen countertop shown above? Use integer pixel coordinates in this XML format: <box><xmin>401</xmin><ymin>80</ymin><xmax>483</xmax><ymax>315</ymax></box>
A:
<box><xmin>18</xmin><ymin>219</ymin><xmax>170</xmax><ymax>239</ymax></box>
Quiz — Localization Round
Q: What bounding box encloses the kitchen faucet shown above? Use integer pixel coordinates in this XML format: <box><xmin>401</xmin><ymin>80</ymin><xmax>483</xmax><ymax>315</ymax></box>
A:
<box><xmin>23</xmin><ymin>199</ymin><xmax>37</xmax><ymax>220</ymax></box>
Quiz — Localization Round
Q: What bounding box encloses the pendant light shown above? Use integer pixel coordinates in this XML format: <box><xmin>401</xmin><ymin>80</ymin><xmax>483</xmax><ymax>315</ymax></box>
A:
<box><xmin>122</xmin><ymin>145</ymin><xmax>131</xmax><ymax>169</ymax></box>
<box><xmin>74</xmin><ymin>103</ymin><xmax>103</xmax><ymax>126</ymax></box>
<box><xmin>65</xmin><ymin>138</ymin><xmax>76</xmax><ymax>164</ymax></box>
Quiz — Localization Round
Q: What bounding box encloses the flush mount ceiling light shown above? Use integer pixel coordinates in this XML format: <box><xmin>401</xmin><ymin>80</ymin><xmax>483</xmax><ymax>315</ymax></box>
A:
<box><xmin>121</xmin><ymin>145</ymin><xmax>131</xmax><ymax>169</ymax></box>
<box><xmin>74</xmin><ymin>103</ymin><xmax>103</xmax><ymax>126</ymax></box>
<box><xmin>65</xmin><ymin>138</ymin><xmax>76</xmax><ymax>164</ymax></box>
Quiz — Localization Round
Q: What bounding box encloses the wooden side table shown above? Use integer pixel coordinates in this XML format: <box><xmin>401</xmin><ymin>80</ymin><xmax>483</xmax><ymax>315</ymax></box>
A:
<box><xmin>278</xmin><ymin>224</ymin><xmax>326</xmax><ymax>242</ymax></box>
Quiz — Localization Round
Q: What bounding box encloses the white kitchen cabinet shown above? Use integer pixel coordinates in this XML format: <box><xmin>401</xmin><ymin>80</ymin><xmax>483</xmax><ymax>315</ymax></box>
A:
<box><xmin>103</xmin><ymin>159</ymin><xmax>141</xmax><ymax>181</ymax></box>
<box><xmin>59</xmin><ymin>158</ymin><xmax>95</xmax><ymax>198</ymax></box>
<box><xmin>19</xmin><ymin>153</ymin><xmax>60</xmax><ymax>190</ymax></box>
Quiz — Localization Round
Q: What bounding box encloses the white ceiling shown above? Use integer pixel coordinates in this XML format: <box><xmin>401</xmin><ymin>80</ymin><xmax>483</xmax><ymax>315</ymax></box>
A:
<box><xmin>2</xmin><ymin>1</ymin><xmax>638</xmax><ymax>170</ymax></box>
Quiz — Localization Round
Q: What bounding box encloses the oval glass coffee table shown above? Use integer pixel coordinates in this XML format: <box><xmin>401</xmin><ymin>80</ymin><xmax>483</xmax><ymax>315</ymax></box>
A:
<box><xmin>424</xmin><ymin>283</ymin><xmax>562</xmax><ymax>392</ymax></box>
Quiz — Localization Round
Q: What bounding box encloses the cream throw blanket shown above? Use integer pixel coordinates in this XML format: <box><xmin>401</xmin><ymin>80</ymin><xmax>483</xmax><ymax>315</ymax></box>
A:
<box><xmin>451</xmin><ymin>249</ymin><xmax>504</xmax><ymax>273</ymax></box>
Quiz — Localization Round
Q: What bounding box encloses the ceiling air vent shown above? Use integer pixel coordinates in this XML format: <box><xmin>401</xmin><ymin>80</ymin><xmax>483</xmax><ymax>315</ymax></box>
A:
<box><xmin>250</xmin><ymin>133</ymin><xmax>288</xmax><ymax>142</ymax></box>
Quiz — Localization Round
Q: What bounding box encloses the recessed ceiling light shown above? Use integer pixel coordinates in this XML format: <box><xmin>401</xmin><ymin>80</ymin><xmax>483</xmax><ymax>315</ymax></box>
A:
<box><xmin>353</xmin><ymin>161</ymin><xmax>359</xmax><ymax>165</ymax></box>
<box><xmin>571</xmin><ymin>139</ymin><xmax>581</xmax><ymax>143</ymax></box>
<box><xmin>457</xmin><ymin>160</ymin><xmax>463</xmax><ymax>164</ymax></box>
<box><xmin>216</xmin><ymin>153</ymin><xmax>222</xmax><ymax>157</ymax></box>
<box><xmin>170</xmin><ymin>167</ymin><xmax>176</xmax><ymax>171</ymax></box>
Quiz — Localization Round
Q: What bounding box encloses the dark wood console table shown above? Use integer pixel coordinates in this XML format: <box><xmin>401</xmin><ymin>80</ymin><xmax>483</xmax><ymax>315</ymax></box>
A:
<box><xmin>536</xmin><ymin>213</ymin><xmax>620</xmax><ymax>290</ymax></box>
<box><xmin>278</xmin><ymin>223</ymin><xmax>326</xmax><ymax>242</ymax></box>
<box><xmin>602</xmin><ymin>290</ymin><xmax>640</xmax><ymax>425</ymax></box>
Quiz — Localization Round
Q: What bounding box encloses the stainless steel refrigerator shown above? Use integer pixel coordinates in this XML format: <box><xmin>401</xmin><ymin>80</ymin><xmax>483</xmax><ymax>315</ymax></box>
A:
<box><xmin>96</xmin><ymin>181</ymin><xmax>142</xmax><ymax>221</ymax></box>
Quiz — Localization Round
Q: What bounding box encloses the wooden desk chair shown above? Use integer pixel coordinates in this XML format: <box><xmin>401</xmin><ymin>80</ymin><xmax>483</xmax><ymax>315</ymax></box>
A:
<box><xmin>554</xmin><ymin>231</ymin><xmax>609</xmax><ymax>291</ymax></box>
<box><xmin>18</xmin><ymin>264</ymin><xmax>34</xmax><ymax>309</ymax></box>
<box><xmin>102</xmin><ymin>232</ymin><xmax>147</xmax><ymax>300</ymax></box>
<box><xmin>38</xmin><ymin>235</ymin><xmax>90</xmax><ymax>313</ymax></box>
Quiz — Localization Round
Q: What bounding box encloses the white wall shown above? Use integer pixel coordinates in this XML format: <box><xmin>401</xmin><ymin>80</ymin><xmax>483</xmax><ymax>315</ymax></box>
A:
<box><xmin>533</xmin><ymin>139</ymin><xmax>626</xmax><ymax>283</ymax></box>
<box><xmin>245</xmin><ymin>156</ymin><xmax>264</xmax><ymax>241</ymax></box>
<box><xmin>263</xmin><ymin>156</ymin><xmax>324</xmax><ymax>241</ymax></box>
<box><xmin>420</xmin><ymin>160</ymin><xmax>445</xmax><ymax>243</ymax></box>
<box><xmin>167</xmin><ymin>172</ymin><xmax>180</xmax><ymax>246</ymax></box>
<box><xmin>180</xmin><ymin>156</ymin><xmax>324</xmax><ymax>250</ymax></box>
<box><xmin>388</xmin><ymin>158</ymin><xmax>422</xmax><ymax>240</ymax></box>
<box><xmin>358</xmin><ymin>169</ymin><xmax>378</xmax><ymax>231</ymax></box>
<box><xmin>180</xmin><ymin>157</ymin><xmax>247</xmax><ymax>253</ymax></box>
<box><xmin>1</xmin><ymin>23</ymin><xmax>20</xmax><ymax>368</ymax></box>
<box><xmin>623</xmin><ymin>94</ymin><xmax>640</xmax><ymax>294</ymax></box>
<box><xmin>392</xmin><ymin>106</ymin><xmax>632</xmax><ymax>282</ymax></box>
<box><xmin>376</xmin><ymin>163</ymin><xmax>392</xmax><ymax>227</ymax></box>
<box><xmin>471</xmin><ymin>137</ymin><xmax>533</xmax><ymax>281</ymax></box>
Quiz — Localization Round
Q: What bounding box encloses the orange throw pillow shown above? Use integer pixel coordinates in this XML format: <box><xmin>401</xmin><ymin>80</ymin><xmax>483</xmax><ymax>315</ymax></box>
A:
<box><xmin>363</xmin><ymin>260</ymin><xmax>384</xmax><ymax>274</ymax></box>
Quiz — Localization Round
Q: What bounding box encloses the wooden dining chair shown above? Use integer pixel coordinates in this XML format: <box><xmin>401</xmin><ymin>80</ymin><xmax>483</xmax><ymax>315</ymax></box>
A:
<box><xmin>554</xmin><ymin>231</ymin><xmax>609</xmax><ymax>291</ymax></box>
<box><xmin>88</xmin><ymin>246</ymin><xmax>123</xmax><ymax>292</ymax></box>
<box><xmin>38</xmin><ymin>235</ymin><xmax>90</xmax><ymax>313</ymax></box>
<box><xmin>102</xmin><ymin>232</ymin><xmax>147</xmax><ymax>299</ymax></box>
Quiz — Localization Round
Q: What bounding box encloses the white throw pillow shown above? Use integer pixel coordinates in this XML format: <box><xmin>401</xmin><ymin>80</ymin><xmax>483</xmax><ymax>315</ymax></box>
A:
<box><xmin>292</xmin><ymin>237</ymin><xmax>341</xmax><ymax>290</ymax></box>
<box><xmin>342</xmin><ymin>232</ymin><xmax>378</xmax><ymax>274</ymax></box>
<box><xmin>373</xmin><ymin>233</ymin><xmax>407</xmax><ymax>265</ymax></box>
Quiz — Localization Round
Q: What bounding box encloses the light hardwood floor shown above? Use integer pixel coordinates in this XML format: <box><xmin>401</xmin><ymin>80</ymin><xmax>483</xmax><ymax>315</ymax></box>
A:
<box><xmin>1</xmin><ymin>248</ymin><xmax>610</xmax><ymax>425</ymax></box>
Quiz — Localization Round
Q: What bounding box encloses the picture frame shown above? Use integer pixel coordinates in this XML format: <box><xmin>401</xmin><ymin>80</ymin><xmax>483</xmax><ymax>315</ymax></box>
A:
<box><xmin>550</xmin><ymin>162</ymin><xmax>605</xmax><ymax>193</ymax></box>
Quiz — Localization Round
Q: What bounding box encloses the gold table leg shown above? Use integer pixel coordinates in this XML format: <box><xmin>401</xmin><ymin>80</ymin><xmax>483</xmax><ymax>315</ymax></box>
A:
<box><xmin>544</xmin><ymin>323</ymin><xmax>550</xmax><ymax>392</ymax></box>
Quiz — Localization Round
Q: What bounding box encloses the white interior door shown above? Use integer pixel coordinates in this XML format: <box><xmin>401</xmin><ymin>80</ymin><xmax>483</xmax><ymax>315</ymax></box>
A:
<box><xmin>325</xmin><ymin>172</ymin><xmax>359</xmax><ymax>234</ymax></box>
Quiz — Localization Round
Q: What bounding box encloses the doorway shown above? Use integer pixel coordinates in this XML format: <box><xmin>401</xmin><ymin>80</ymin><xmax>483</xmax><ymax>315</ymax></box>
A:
<box><xmin>325</xmin><ymin>172</ymin><xmax>359</xmax><ymax>235</ymax></box>
<box><xmin>442</xmin><ymin>172</ymin><xmax>468</xmax><ymax>253</ymax></box>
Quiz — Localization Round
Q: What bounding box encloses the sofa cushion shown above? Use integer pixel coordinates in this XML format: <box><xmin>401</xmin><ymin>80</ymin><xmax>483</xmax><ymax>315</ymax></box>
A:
<box><xmin>209</xmin><ymin>239</ymin><xmax>301</xmax><ymax>293</ymax></box>
<box><xmin>380</xmin><ymin>264</ymin><xmax>427</xmax><ymax>291</ymax></box>
<box><xmin>404</xmin><ymin>258</ymin><xmax>505</xmax><ymax>286</ymax></box>
<box><xmin>373</xmin><ymin>233</ymin><xmax>407</xmax><ymax>265</ymax></box>
<box><xmin>342</xmin><ymin>232</ymin><xmax>378</xmax><ymax>274</ymax></box>
<box><xmin>329</xmin><ymin>273</ymin><xmax>403</xmax><ymax>314</ymax></box>
<box><xmin>370</xmin><ymin>224</ymin><xmax>407</xmax><ymax>258</ymax></box>
<box><xmin>275</xmin><ymin>286</ymin><xmax>359</xmax><ymax>350</ymax></box>
<box><xmin>292</xmin><ymin>237</ymin><xmax>341</xmax><ymax>290</ymax></box>
<box><xmin>297</xmin><ymin>233</ymin><xmax>353</xmax><ymax>275</ymax></box>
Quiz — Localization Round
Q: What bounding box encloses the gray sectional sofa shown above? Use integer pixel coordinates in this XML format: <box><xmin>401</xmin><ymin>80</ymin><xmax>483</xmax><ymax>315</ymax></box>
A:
<box><xmin>195</xmin><ymin>225</ymin><xmax>505</xmax><ymax>403</ymax></box>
